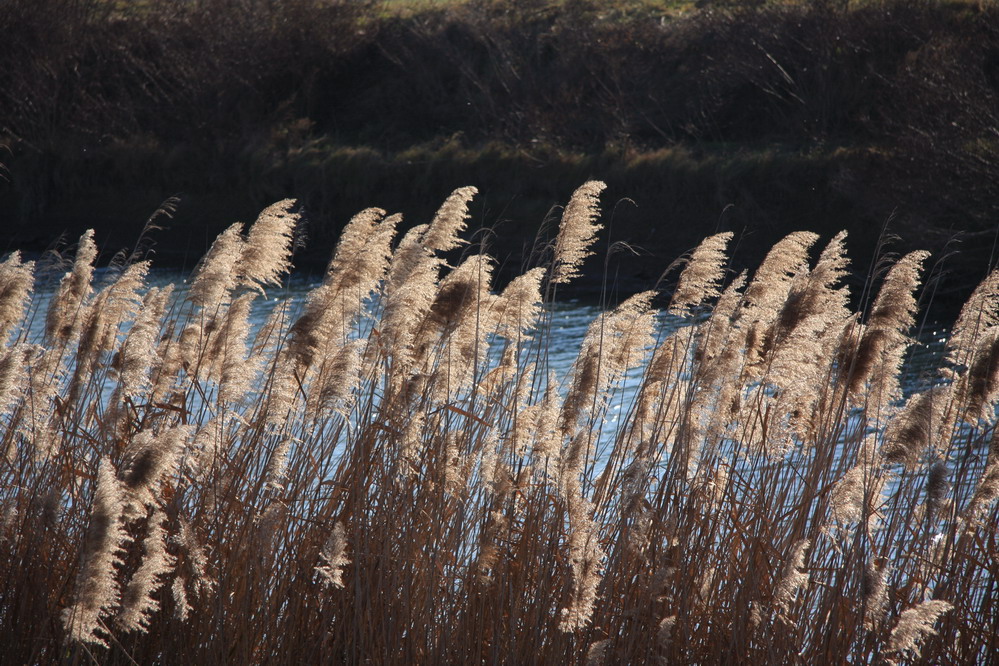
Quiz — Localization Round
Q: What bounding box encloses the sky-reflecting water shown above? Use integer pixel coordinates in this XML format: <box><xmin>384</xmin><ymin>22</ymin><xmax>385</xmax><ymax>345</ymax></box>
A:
<box><xmin>24</xmin><ymin>267</ymin><xmax>949</xmax><ymax>403</ymax></box>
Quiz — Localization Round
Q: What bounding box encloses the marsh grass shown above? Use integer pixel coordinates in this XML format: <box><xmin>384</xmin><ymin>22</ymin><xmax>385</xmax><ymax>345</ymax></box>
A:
<box><xmin>1</xmin><ymin>183</ymin><xmax>998</xmax><ymax>664</ymax></box>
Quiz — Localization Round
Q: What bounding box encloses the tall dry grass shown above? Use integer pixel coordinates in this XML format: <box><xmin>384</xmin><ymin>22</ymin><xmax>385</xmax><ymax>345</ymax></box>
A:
<box><xmin>0</xmin><ymin>184</ymin><xmax>997</xmax><ymax>664</ymax></box>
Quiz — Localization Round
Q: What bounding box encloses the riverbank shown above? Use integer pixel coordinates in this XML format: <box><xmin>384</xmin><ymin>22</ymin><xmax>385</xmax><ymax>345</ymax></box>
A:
<box><xmin>2</xmin><ymin>0</ymin><xmax>997</xmax><ymax>316</ymax></box>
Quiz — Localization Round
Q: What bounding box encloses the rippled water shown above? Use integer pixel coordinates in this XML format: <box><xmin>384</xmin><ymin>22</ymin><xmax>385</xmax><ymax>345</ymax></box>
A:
<box><xmin>25</xmin><ymin>267</ymin><xmax>949</xmax><ymax>401</ymax></box>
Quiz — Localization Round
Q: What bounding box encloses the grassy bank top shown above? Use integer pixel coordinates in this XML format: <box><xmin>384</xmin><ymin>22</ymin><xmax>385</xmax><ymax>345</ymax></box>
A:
<box><xmin>2</xmin><ymin>0</ymin><xmax>998</xmax><ymax>316</ymax></box>
<box><xmin>5</xmin><ymin>0</ymin><xmax>994</xmax><ymax>149</ymax></box>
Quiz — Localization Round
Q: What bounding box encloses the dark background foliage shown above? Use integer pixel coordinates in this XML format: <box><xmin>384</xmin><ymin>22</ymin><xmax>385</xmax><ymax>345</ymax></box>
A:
<box><xmin>2</xmin><ymin>0</ymin><xmax>997</xmax><ymax>316</ymax></box>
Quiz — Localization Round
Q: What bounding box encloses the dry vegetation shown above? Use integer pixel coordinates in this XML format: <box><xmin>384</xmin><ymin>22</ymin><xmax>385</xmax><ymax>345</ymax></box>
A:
<box><xmin>5</xmin><ymin>0</ymin><xmax>999</xmax><ymax>310</ymax></box>
<box><xmin>1</xmin><ymin>183</ymin><xmax>998</xmax><ymax>664</ymax></box>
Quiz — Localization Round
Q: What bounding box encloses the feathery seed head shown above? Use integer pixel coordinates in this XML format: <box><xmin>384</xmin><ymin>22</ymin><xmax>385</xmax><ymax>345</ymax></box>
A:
<box><xmin>0</xmin><ymin>343</ymin><xmax>36</xmax><ymax>419</ymax></box>
<box><xmin>882</xmin><ymin>387</ymin><xmax>945</xmax><ymax>469</ymax></box>
<box><xmin>494</xmin><ymin>267</ymin><xmax>546</xmax><ymax>340</ymax></box>
<box><xmin>118</xmin><ymin>285</ymin><xmax>172</xmax><ymax>398</ymax></box>
<box><xmin>215</xmin><ymin>292</ymin><xmax>258</xmax><ymax>404</ymax></box>
<box><xmin>317</xmin><ymin>522</ymin><xmax>350</xmax><ymax>589</ymax></box>
<box><xmin>926</xmin><ymin>458</ymin><xmax>951</xmax><ymax>520</ymax></box>
<box><xmin>829</xmin><ymin>464</ymin><xmax>885</xmax><ymax>529</ymax></box>
<box><xmin>669</xmin><ymin>232</ymin><xmax>733</xmax><ymax>315</ymax></box>
<box><xmin>742</xmin><ymin>231</ymin><xmax>818</xmax><ymax>314</ymax></box>
<box><xmin>188</xmin><ymin>222</ymin><xmax>245</xmax><ymax>309</ymax></box>
<box><xmin>117</xmin><ymin>511</ymin><xmax>176</xmax><ymax>633</ymax></box>
<box><xmin>0</xmin><ymin>252</ymin><xmax>35</xmax><ymax>347</ymax></box>
<box><xmin>868</xmin><ymin>250</ymin><xmax>930</xmax><ymax>333</ymax></box>
<box><xmin>62</xmin><ymin>458</ymin><xmax>127</xmax><ymax>646</ymax></box>
<box><xmin>121</xmin><ymin>425</ymin><xmax>192</xmax><ymax>515</ymax></box>
<box><xmin>46</xmin><ymin>229</ymin><xmax>97</xmax><ymax>345</ymax></box>
<box><xmin>558</xmin><ymin>495</ymin><xmax>605</xmax><ymax>632</ymax></box>
<box><xmin>423</xmin><ymin>186</ymin><xmax>477</xmax><ymax>253</ymax></box>
<box><xmin>325</xmin><ymin>207</ymin><xmax>396</xmax><ymax>295</ymax></box>
<box><xmin>775</xmin><ymin>538</ymin><xmax>810</xmax><ymax>615</ymax></box>
<box><xmin>960</xmin><ymin>328</ymin><xmax>999</xmax><ymax>421</ymax></box>
<box><xmin>963</xmin><ymin>461</ymin><xmax>999</xmax><ymax>526</ymax></box>
<box><xmin>238</xmin><ymin>199</ymin><xmax>299</xmax><ymax>294</ymax></box>
<box><xmin>551</xmin><ymin>181</ymin><xmax>606</xmax><ymax>285</ymax></box>
<box><xmin>862</xmin><ymin>558</ymin><xmax>890</xmax><ymax>630</ymax></box>
<box><xmin>887</xmin><ymin>599</ymin><xmax>953</xmax><ymax>659</ymax></box>
<box><xmin>947</xmin><ymin>269</ymin><xmax>999</xmax><ymax>365</ymax></box>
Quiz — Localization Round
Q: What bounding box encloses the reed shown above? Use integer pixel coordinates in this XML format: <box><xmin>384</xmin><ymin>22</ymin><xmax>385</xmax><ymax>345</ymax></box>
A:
<box><xmin>0</xmin><ymin>183</ymin><xmax>996</xmax><ymax>664</ymax></box>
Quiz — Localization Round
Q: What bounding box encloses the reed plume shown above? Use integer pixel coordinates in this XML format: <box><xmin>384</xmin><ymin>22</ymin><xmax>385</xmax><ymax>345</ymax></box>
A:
<box><xmin>737</xmin><ymin>231</ymin><xmax>817</xmax><ymax>378</ymax></box>
<box><xmin>829</xmin><ymin>464</ymin><xmax>883</xmax><ymax>529</ymax></box>
<box><xmin>237</xmin><ymin>199</ymin><xmax>299</xmax><ymax>294</ymax></box>
<box><xmin>62</xmin><ymin>458</ymin><xmax>127</xmax><ymax>646</ymax></box>
<box><xmin>45</xmin><ymin>228</ymin><xmax>97</xmax><ymax>345</ymax></box>
<box><xmin>668</xmin><ymin>232</ymin><xmax>733</xmax><ymax>316</ymax></box>
<box><xmin>551</xmin><ymin>181</ymin><xmax>606</xmax><ymax>285</ymax></box>
<box><xmin>121</xmin><ymin>425</ymin><xmax>192</xmax><ymax>515</ymax></box>
<box><xmin>494</xmin><ymin>267</ymin><xmax>546</xmax><ymax>340</ymax></box>
<box><xmin>882</xmin><ymin>386</ymin><xmax>945</xmax><ymax>469</ymax></box>
<box><xmin>289</xmin><ymin>208</ymin><xmax>397</xmax><ymax>369</ymax></box>
<box><xmin>117</xmin><ymin>285</ymin><xmax>172</xmax><ymax>398</ymax></box>
<box><xmin>306</xmin><ymin>339</ymin><xmax>362</xmax><ymax>420</ymax></box>
<box><xmin>423</xmin><ymin>186</ymin><xmax>477</xmax><ymax>253</ymax></box>
<box><xmin>962</xmin><ymin>460</ymin><xmax>999</xmax><ymax>526</ymax></box>
<box><xmin>742</xmin><ymin>231</ymin><xmax>818</xmax><ymax>315</ymax></box>
<box><xmin>958</xmin><ymin>328</ymin><xmax>999</xmax><ymax>421</ymax></box>
<box><xmin>116</xmin><ymin>511</ymin><xmax>175</xmax><ymax>633</ymax></box>
<box><xmin>886</xmin><ymin>599</ymin><xmax>954</xmax><ymax>661</ymax></box>
<box><xmin>213</xmin><ymin>292</ymin><xmax>258</xmax><ymax>404</ymax></box>
<box><xmin>861</xmin><ymin>557</ymin><xmax>890</xmax><ymax>630</ymax></box>
<box><xmin>0</xmin><ymin>252</ymin><xmax>34</xmax><ymax>347</ymax></box>
<box><xmin>774</xmin><ymin>538</ymin><xmax>810</xmax><ymax>616</ymax></box>
<box><xmin>946</xmin><ymin>269</ymin><xmax>999</xmax><ymax>366</ymax></box>
<box><xmin>0</xmin><ymin>343</ymin><xmax>34</xmax><ymax>420</ymax></box>
<box><xmin>316</xmin><ymin>521</ymin><xmax>350</xmax><ymax>589</ymax></box>
<box><xmin>559</xmin><ymin>495</ymin><xmax>604</xmax><ymax>632</ymax></box>
<box><xmin>70</xmin><ymin>261</ymin><xmax>150</xmax><ymax>404</ymax></box>
<box><xmin>188</xmin><ymin>223</ymin><xmax>245</xmax><ymax>309</ymax></box>
<box><xmin>861</xmin><ymin>251</ymin><xmax>930</xmax><ymax>413</ymax></box>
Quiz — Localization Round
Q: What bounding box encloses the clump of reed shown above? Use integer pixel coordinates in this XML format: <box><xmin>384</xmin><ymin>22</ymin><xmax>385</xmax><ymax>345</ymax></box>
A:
<box><xmin>0</xmin><ymin>185</ymin><xmax>997</xmax><ymax>664</ymax></box>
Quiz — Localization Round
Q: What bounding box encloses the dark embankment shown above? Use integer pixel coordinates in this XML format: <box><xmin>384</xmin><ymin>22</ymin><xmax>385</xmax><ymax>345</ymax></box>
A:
<box><xmin>2</xmin><ymin>0</ymin><xmax>998</xmax><ymax>315</ymax></box>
